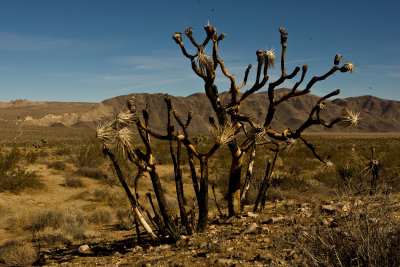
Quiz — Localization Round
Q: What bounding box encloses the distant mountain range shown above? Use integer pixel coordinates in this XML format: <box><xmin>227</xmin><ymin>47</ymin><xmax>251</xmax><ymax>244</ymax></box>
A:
<box><xmin>1</xmin><ymin>89</ymin><xmax>400</xmax><ymax>138</ymax></box>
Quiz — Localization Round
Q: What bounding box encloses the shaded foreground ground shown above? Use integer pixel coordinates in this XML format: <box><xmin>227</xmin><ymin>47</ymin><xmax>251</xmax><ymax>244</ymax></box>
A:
<box><xmin>41</xmin><ymin>195</ymin><xmax>400</xmax><ymax>266</ymax></box>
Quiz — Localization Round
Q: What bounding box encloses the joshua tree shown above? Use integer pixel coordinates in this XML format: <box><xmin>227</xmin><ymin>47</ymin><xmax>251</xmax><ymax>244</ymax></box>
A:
<box><xmin>172</xmin><ymin>23</ymin><xmax>357</xmax><ymax>216</ymax></box>
<box><xmin>97</xmin><ymin>24</ymin><xmax>358</xmax><ymax>239</ymax></box>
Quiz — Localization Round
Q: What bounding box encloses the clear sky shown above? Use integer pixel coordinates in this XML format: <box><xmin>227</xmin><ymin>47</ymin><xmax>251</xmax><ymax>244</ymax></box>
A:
<box><xmin>0</xmin><ymin>0</ymin><xmax>399</xmax><ymax>102</ymax></box>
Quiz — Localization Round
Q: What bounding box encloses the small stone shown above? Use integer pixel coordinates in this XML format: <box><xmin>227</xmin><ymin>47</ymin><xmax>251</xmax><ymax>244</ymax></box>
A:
<box><xmin>253</xmin><ymin>254</ymin><xmax>272</xmax><ymax>263</ymax></box>
<box><xmin>226</xmin><ymin>247</ymin><xmax>234</xmax><ymax>252</ymax></box>
<box><xmin>78</xmin><ymin>244</ymin><xmax>91</xmax><ymax>254</ymax></box>
<box><xmin>154</xmin><ymin>244</ymin><xmax>171</xmax><ymax>253</ymax></box>
<box><xmin>199</xmin><ymin>241</ymin><xmax>208</xmax><ymax>248</ymax></box>
<box><xmin>134</xmin><ymin>245</ymin><xmax>143</xmax><ymax>252</ymax></box>
<box><xmin>264</xmin><ymin>216</ymin><xmax>286</xmax><ymax>224</ymax></box>
<box><xmin>321</xmin><ymin>204</ymin><xmax>338</xmax><ymax>214</ymax></box>
<box><xmin>246</xmin><ymin>211</ymin><xmax>259</xmax><ymax>218</ymax></box>
<box><xmin>217</xmin><ymin>259</ymin><xmax>234</xmax><ymax>265</ymax></box>
<box><xmin>242</xmin><ymin>222</ymin><xmax>258</xmax><ymax>234</ymax></box>
<box><xmin>260</xmin><ymin>226</ymin><xmax>271</xmax><ymax>233</ymax></box>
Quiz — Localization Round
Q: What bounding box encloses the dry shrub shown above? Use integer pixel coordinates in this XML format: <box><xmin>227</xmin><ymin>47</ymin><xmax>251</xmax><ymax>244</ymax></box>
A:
<box><xmin>0</xmin><ymin>168</ymin><xmax>43</xmax><ymax>193</ymax></box>
<box><xmin>27</xmin><ymin>209</ymin><xmax>66</xmax><ymax>232</ymax></box>
<box><xmin>72</xmin><ymin>138</ymin><xmax>104</xmax><ymax>168</ymax></box>
<box><xmin>0</xmin><ymin>146</ymin><xmax>43</xmax><ymax>194</ymax></box>
<box><xmin>116</xmin><ymin>209</ymin><xmax>135</xmax><ymax>230</ymax></box>
<box><xmin>0</xmin><ymin>240</ymin><xmax>37</xmax><ymax>266</ymax></box>
<box><xmin>93</xmin><ymin>189</ymin><xmax>128</xmax><ymax>207</ymax></box>
<box><xmin>17</xmin><ymin>208</ymin><xmax>90</xmax><ymax>246</ymax></box>
<box><xmin>25</xmin><ymin>150</ymin><xmax>39</xmax><ymax>164</ymax></box>
<box><xmin>52</xmin><ymin>145</ymin><xmax>72</xmax><ymax>156</ymax></box>
<box><xmin>47</xmin><ymin>160</ymin><xmax>67</xmax><ymax>171</ymax></box>
<box><xmin>64</xmin><ymin>176</ymin><xmax>85</xmax><ymax>188</ymax></box>
<box><xmin>89</xmin><ymin>208</ymin><xmax>113</xmax><ymax>224</ymax></box>
<box><xmin>70</xmin><ymin>190</ymin><xmax>91</xmax><ymax>201</ymax></box>
<box><xmin>292</xmin><ymin>196</ymin><xmax>400</xmax><ymax>266</ymax></box>
<box><xmin>76</xmin><ymin>167</ymin><xmax>107</xmax><ymax>180</ymax></box>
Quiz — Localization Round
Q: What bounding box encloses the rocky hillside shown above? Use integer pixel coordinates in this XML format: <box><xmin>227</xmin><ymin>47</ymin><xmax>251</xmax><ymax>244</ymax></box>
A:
<box><xmin>2</xmin><ymin>89</ymin><xmax>400</xmax><ymax>136</ymax></box>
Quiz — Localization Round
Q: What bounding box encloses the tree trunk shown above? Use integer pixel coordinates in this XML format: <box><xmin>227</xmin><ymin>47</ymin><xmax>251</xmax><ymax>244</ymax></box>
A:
<box><xmin>254</xmin><ymin>151</ymin><xmax>278</xmax><ymax>212</ymax></box>
<box><xmin>148</xmin><ymin>168</ymin><xmax>175</xmax><ymax>229</ymax></box>
<box><xmin>240</xmin><ymin>145</ymin><xmax>257</xmax><ymax>211</ymax></box>
<box><xmin>197</xmin><ymin>156</ymin><xmax>209</xmax><ymax>232</ymax></box>
<box><xmin>187</xmin><ymin>149</ymin><xmax>200</xmax><ymax>200</ymax></box>
<box><xmin>171</xmin><ymin>140</ymin><xmax>192</xmax><ymax>235</ymax></box>
<box><xmin>228</xmin><ymin>152</ymin><xmax>245</xmax><ymax>216</ymax></box>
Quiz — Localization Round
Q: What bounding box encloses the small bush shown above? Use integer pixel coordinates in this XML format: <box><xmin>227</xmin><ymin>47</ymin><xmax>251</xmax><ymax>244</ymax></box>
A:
<box><xmin>292</xmin><ymin>196</ymin><xmax>400</xmax><ymax>266</ymax></box>
<box><xmin>0</xmin><ymin>168</ymin><xmax>43</xmax><ymax>193</ymax></box>
<box><xmin>116</xmin><ymin>209</ymin><xmax>135</xmax><ymax>230</ymax></box>
<box><xmin>47</xmin><ymin>161</ymin><xmax>67</xmax><ymax>171</ymax></box>
<box><xmin>53</xmin><ymin>146</ymin><xmax>72</xmax><ymax>156</ymax></box>
<box><xmin>76</xmin><ymin>167</ymin><xmax>107</xmax><ymax>180</ymax></box>
<box><xmin>27</xmin><ymin>209</ymin><xmax>66</xmax><ymax>232</ymax></box>
<box><xmin>72</xmin><ymin>139</ymin><xmax>104</xmax><ymax>168</ymax></box>
<box><xmin>25</xmin><ymin>151</ymin><xmax>39</xmax><ymax>164</ymax></box>
<box><xmin>89</xmin><ymin>208</ymin><xmax>113</xmax><ymax>224</ymax></box>
<box><xmin>64</xmin><ymin>177</ymin><xmax>85</xmax><ymax>188</ymax></box>
<box><xmin>20</xmin><ymin>208</ymin><xmax>90</xmax><ymax>246</ymax></box>
<box><xmin>0</xmin><ymin>240</ymin><xmax>37</xmax><ymax>266</ymax></box>
<box><xmin>70</xmin><ymin>190</ymin><xmax>91</xmax><ymax>201</ymax></box>
<box><xmin>2</xmin><ymin>146</ymin><xmax>21</xmax><ymax>171</ymax></box>
<box><xmin>93</xmin><ymin>189</ymin><xmax>127</xmax><ymax>207</ymax></box>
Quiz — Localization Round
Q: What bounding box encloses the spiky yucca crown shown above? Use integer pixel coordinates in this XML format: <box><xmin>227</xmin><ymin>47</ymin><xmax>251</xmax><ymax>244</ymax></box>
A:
<box><xmin>338</xmin><ymin>109</ymin><xmax>361</xmax><ymax>129</ymax></box>
<box><xmin>209</xmin><ymin>124</ymin><xmax>236</xmax><ymax>145</ymax></box>
<box><xmin>196</xmin><ymin>52</ymin><xmax>213</xmax><ymax>74</ymax></box>
<box><xmin>97</xmin><ymin>110</ymin><xmax>136</xmax><ymax>153</ymax></box>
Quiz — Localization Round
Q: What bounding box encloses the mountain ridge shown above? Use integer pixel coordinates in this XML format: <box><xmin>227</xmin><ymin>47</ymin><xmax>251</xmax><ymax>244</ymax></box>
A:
<box><xmin>2</xmin><ymin>89</ymin><xmax>400</xmax><ymax>135</ymax></box>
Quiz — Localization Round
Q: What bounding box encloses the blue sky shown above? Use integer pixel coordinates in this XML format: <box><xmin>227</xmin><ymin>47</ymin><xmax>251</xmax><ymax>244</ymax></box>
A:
<box><xmin>0</xmin><ymin>0</ymin><xmax>399</xmax><ymax>102</ymax></box>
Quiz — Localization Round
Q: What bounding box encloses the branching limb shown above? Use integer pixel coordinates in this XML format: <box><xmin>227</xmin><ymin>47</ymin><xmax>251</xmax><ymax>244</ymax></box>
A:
<box><xmin>237</xmin><ymin>64</ymin><xmax>252</xmax><ymax>90</ymax></box>
<box><xmin>299</xmin><ymin>135</ymin><xmax>327</xmax><ymax>163</ymax></box>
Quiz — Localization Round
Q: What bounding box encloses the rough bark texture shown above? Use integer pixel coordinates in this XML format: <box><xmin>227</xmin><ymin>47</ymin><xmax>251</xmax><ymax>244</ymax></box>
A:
<box><xmin>149</xmin><ymin>168</ymin><xmax>175</xmax><ymax>229</ymax></box>
<box><xmin>240</xmin><ymin>145</ymin><xmax>257</xmax><ymax>211</ymax></box>
<box><xmin>197</xmin><ymin>156</ymin><xmax>209</xmax><ymax>232</ymax></box>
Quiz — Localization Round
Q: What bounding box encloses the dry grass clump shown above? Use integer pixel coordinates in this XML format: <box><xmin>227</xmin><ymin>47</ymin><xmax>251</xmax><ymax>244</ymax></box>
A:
<box><xmin>0</xmin><ymin>168</ymin><xmax>43</xmax><ymax>193</ymax></box>
<box><xmin>15</xmin><ymin>208</ymin><xmax>92</xmax><ymax>246</ymax></box>
<box><xmin>76</xmin><ymin>166</ymin><xmax>107</xmax><ymax>180</ymax></box>
<box><xmin>92</xmin><ymin>189</ymin><xmax>128</xmax><ymax>207</ymax></box>
<box><xmin>72</xmin><ymin>138</ymin><xmax>105</xmax><ymax>168</ymax></box>
<box><xmin>116</xmin><ymin>209</ymin><xmax>135</xmax><ymax>230</ymax></box>
<box><xmin>0</xmin><ymin>146</ymin><xmax>43</xmax><ymax>193</ymax></box>
<box><xmin>0</xmin><ymin>240</ymin><xmax>37</xmax><ymax>266</ymax></box>
<box><xmin>25</xmin><ymin>150</ymin><xmax>39</xmax><ymax>164</ymax></box>
<box><xmin>89</xmin><ymin>208</ymin><xmax>113</xmax><ymax>224</ymax></box>
<box><xmin>47</xmin><ymin>160</ymin><xmax>68</xmax><ymax>171</ymax></box>
<box><xmin>64</xmin><ymin>176</ymin><xmax>85</xmax><ymax>188</ymax></box>
<box><xmin>292</xmin><ymin>196</ymin><xmax>400</xmax><ymax>266</ymax></box>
